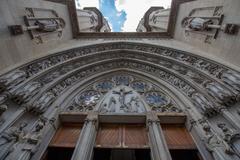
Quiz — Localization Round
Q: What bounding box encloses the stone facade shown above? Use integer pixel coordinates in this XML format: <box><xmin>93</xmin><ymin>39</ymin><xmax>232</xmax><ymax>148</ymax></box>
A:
<box><xmin>0</xmin><ymin>0</ymin><xmax>239</xmax><ymax>160</ymax></box>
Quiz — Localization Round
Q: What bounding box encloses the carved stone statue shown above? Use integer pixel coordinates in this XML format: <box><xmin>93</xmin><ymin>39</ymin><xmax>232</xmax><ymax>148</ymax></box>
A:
<box><xmin>0</xmin><ymin>70</ymin><xmax>27</xmax><ymax>89</ymax></box>
<box><xmin>35</xmin><ymin>20</ymin><xmax>61</xmax><ymax>32</ymax></box>
<box><xmin>0</xmin><ymin>122</ymin><xmax>27</xmax><ymax>159</ymax></box>
<box><xmin>100</xmin><ymin>97</ymin><xmax>117</xmax><ymax>113</ymax></box>
<box><xmin>191</xmin><ymin>93</ymin><xmax>217</xmax><ymax>117</ymax></box>
<box><xmin>112</xmin><ymin>87</ymin><xmax>132</xmax><ymax>109</ymax></box>
<box><xmin>5</xmin><ymin>118</ymin><xmax>46</xmax><ymax>160</ymax></box>
<box><xmin>218</xmin><ymin>123</ymin><xmax>240</xmax><ymax>144</ymax></box>
<box><xmin>108</xmin><ymin>97</ymin><xmax>117</xmax><ymax>112</ymax></box>
<box><xmin>220</xmin><ymin>70</ymin><xmax>240</xmax><ymax>92</ymax></box>
<box><xmin>15</xmin><ymin>81</ymin><xmax>42</xmax><ymax>103</ymax></box>
<box><xmin>17</xmin><ymin>120</ymin><xmax>46</xmax><ymax>160</ymax></box>
<box><xmin>204</xmin><ymin>82</ymin><xmax>233</xmax><ymax>103</ymax></box>
<box><xmin>127</xmin><ymin>96</ymin><xmax>141</xmax><ymax>113</ymax></box>
<box><xmin>33</xmin><ymin>92</ymin><xmax>55</xmax><ymax>113</ymax></box>
<box><xmin>0</xmin><ymin>93</ymin><xmax>8</xmax><ymax>105</ymax></box>
<box><xmin>202</xmin><ymin>123</ymin><xmax>235</xmax><ymax>160</ymax></box>
<box><xmin>182</xmin><ymin>17</ymin><xmax>214</xmax><ymax>31</ymax></box>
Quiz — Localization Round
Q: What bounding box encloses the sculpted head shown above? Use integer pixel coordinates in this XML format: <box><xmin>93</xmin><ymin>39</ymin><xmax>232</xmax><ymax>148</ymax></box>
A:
<box><xmin>19</xmin><ymin>122</ymin><xmax>28</xmax><ymax>130</ymax></box>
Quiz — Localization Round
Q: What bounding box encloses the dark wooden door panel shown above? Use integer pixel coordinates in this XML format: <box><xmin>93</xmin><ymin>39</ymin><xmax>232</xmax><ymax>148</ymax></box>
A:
<box><xmin>162</xmin><ymin>125</ymin><xmax>196</xmax><ymax>149</ymax></box>
<box><xmin>49</xmin><ymin>123</ymin><xmax>82</xmax><ymax>148</ymax></box>
<box><xmin>96</xmin><ymin>124</ymin><xmax>149</xmax><ymax>149</ymax></box>
<box><xmin>123</xmin><ymin>124</ymin><xmax>149</xmax><ymax>148</ymax></box>
<box><xmin>95</xmin><ymin>124</ymin><xmax>122</xmax><ymax>148</ymax></box>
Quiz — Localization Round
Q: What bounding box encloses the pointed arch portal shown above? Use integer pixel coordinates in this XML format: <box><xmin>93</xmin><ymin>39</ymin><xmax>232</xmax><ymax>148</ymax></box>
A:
<box><xmin>0</xmin><ymin>42</ymin><xmax>240</xmax><ymax>160</ymax></box>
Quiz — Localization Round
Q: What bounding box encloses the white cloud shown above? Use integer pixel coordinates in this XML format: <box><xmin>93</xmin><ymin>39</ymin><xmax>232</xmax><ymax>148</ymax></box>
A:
<box><xmin>115</xmin><ymin>0</ymin><xmax>172</xmax><ymax>32</ymax></box>
<box><xmin>76</xmin><ymin>0</ymin><xmax>99</xmax><ymax>9</ymax></box>
<box><xmin>76</xmin><ymin>0</ymin><xmax>172</xmax><ymax>32</ymax></box>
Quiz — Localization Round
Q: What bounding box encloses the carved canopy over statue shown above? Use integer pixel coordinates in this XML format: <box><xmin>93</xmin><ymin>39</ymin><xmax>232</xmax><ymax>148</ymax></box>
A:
<box><xmin>77</xmin><ymin>8</ymin><xmax>111</xmax><ymax>32</ymax></box>
<box><xmin>136</xmin><ymin>7</ymin><xmax>170</xmax><ymax>32</ymax></box>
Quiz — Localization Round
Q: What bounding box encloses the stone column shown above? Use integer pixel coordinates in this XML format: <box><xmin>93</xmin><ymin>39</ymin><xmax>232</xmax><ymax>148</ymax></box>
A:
<box><xmin>71</xmin><ymin>112</ymin><xmax>98</xmax><ymax>160</ymax></box>
<box><xmin>146</xmin><ymin>111</ymin><xmax>172</xmax><ymax>160</ymax></box>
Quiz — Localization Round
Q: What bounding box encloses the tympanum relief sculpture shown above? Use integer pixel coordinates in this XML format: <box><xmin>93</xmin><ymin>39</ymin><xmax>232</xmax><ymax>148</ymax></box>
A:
<box><xmin>66</xmin><ymin>74</ymin><xmax>181</xmax><ymax>114</ymax></box>
<box><xmin>100</xmin><ymin>86</ymin><xmax>145</xmax><ymax>113</ymax></box>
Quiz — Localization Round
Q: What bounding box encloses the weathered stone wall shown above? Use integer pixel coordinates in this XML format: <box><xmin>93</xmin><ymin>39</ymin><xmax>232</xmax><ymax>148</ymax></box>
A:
<box><xmin>174</xmin><ymin>0</ymin><xmax>240</xmax><ymax>68</ymax></box>
<box><xmin>0</xmin><ymin>0</ymin><xmax>72</xmax><ymax>71</ymax></box>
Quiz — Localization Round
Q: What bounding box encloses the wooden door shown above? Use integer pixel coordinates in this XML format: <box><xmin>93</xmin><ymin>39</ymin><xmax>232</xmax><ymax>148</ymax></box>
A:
<box><xmin>162</xmin><ymin>125</ymin><xmax>196</xmax><ymax>149</ymax></box>
<box><xmin>95</xmin><ymin>124</ymin><xmax>149</xmax><ymax>149</ymax></box>
<box><xmin>49</xmin><ymin>123</ymin><xmax>83</xmax><ymax>148</ymax></box>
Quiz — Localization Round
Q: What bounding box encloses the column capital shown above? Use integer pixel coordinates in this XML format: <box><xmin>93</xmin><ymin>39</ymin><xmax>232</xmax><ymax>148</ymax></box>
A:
<box><xmin>146</xmin><ymin>111</ymin><xmax>160</xmax><ymax>124</ymax></box>
<box><xmin>85</xmin><ymin>112</ymin><xmax>99</xmax><ymax>129</ymax></box>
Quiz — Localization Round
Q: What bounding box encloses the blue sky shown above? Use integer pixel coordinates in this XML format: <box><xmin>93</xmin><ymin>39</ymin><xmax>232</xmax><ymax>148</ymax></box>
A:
<box><xmin>99</xmin><ymin>0</ymin><xmax>126</xmax><ymax>32</ymax></box>
<box><xmin>76</xmin><ymin>0</ymin><xmax>172</xmax><ymax>32</ymax></box>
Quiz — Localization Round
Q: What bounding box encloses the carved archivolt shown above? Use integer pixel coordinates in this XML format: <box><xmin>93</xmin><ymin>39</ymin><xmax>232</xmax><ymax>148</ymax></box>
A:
<box><xmin>0</xmin><ymin>42</ymin><xmax>239</xmax><ymax>116</ymax></box>
<box><xmin>0</xmin><ymin>42</ymin><xmax>239</xmax><ymax>160</ymax></box>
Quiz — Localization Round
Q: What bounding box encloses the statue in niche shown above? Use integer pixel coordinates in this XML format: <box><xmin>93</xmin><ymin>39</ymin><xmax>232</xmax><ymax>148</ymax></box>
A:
<box><xmin>6</xmin><ymin>118</ymin><xmax>46</xmax><ymax>160</ymax></box>
<box><xmin>34</xmin><ymin>92</ymin><xmax>55</xmax><ymax>113</ymax></box>
<box><xmin>0</xmin><ymin>70</ymin><xmax>27</xmax><ymax>89</ymax></box>
<box><xmin>112</xmin><ymin>87</ymin><xmax>133</xmax><ymax>109</ymax></box>
<box><xmin>181</xmin><ymin>9</ymin><xmax>239</xmax><ymax>42</ymax></box>
<box><xmin>203</xmin><ymin>81</ymin><xmax>233</xmax><ymax>103</ymax></box>
<box><xmin>0</xmin><ymin>122</ymin><xmax>27</xmax><ymax>159</ymax></box>
<box><xmin>217</xmin><ymin>123</ymin><xmax>240</xmax><ymax>144</ymax></box>
<box><xmin>220</xmin><ymin>70</ymin><xmax>240</xmax><ymax>92</ymax></box>
<box><xmin>182</xmin><ymin>17</ymin><xmax>214</xmax><ymax>31</ymax></box>
<box><xmin>34</xmin><ymin>19</ymin><xmax>62</xmax><ymax>33</ymax></box>
<box><xmin>15</xmin><ymin>82</ymin><xmax>42</xmax><ymax>103</ymax></box>
<box><xmin>191</xmin><ymin>93</ymin><xmax>217</xmax><ymax>117</ymax></box>
<box><xmin>202</xmin><ymin>123</ymin><xmax>235</xmax><ymax>159</ymax></box>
